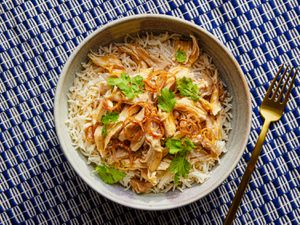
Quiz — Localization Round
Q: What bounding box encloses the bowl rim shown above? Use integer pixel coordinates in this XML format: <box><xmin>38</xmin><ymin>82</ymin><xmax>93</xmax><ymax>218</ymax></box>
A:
<box><xmin>54</xmin><ymin>14</ymin><xmax>252</xmax><ymax>210</ymax></box>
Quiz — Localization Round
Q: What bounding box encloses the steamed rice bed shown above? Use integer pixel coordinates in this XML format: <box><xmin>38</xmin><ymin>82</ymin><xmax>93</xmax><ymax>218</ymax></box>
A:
<box><xmin>66</xmin><ymin>33</ymin><xmax>232</xmax><ymax>193</ymax></box>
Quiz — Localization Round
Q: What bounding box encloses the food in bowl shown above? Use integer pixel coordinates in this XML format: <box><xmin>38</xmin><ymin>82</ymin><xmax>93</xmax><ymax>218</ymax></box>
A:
<box><xmin>66</xmin><ymin>33</ymin><xmax>232</xmax><ymax>193</ymax></box>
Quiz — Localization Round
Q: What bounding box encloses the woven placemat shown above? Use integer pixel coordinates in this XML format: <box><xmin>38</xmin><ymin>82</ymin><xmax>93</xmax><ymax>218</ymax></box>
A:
<box><xmin>0</xmin><ymin>0</ymin><xmax>299</xmax><ymax>224</ymax></box>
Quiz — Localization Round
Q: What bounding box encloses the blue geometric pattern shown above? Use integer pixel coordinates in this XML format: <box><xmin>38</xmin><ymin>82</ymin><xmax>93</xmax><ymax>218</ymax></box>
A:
<box><xmin>0</xmin><ymin>0</ymin><xmax>299</xmax><ymax>224</ymax></box>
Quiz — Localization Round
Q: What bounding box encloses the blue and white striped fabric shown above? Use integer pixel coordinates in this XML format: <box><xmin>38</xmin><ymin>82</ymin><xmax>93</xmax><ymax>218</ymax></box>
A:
<box><xmin>0</xmin><ymin>0</ymin><xmax>299</xmax><ymax>224</ymax></box>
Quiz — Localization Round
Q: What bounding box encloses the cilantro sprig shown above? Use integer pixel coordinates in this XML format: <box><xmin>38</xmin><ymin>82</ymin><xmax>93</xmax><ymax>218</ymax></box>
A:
<box><xmin>96</xmin><ymin>165</ymin><xmax>125</xmax><ymax>184</ymax></box>
<box><xmin>107</xmin><ymin>73</ymin><xmax>144</xmax><ymax>99</ymax></box>
<box><xmin>158</xmin><ymin>88</ymin><xmax>176</xmax><ymax>113</ymax></box>
<box><xmin>169</xmin><ymin>155</ymin><xmax>191</xmax><ymax>184</ymax></box>
<box><xmin>166</xmin><ymin>138</ymin><xmax>195</xmax><ymax>154</ymax></box>
<box><xmin>176</xmin><ymin>77</ymin><xmax>200</xmax><ymax>101</ymax></box>
<box><xmin>175</xmin><ymin>50</ymin><xmax>187</xmax><ymax>63</ymax></box>
<box><xmin>166</xmin><ymin>138</ymin><xmax>195</xmax><ymax>184</ymax></box>
<box><xmin>166</xmin><ymin>138</ymin><xmax>182</xmax><ymax>154</ymax></box>
<box><xmin>101</xmin><ymin>112</ymin><xmax>119</xmax><ymax>136</ymax></box>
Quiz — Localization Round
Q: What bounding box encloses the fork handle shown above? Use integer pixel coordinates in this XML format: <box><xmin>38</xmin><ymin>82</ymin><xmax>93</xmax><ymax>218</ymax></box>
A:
<box><xmin>223</xmin><ymin>120</ymin><xmax>271</xmax><ymax>225</ymax></box>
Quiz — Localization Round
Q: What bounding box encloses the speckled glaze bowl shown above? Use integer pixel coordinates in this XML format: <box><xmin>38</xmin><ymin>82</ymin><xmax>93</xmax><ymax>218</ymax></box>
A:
<box><xmin>54</xmin><ymin>15</ymin><xmax>251</xmax><ymax>210</ymax></box>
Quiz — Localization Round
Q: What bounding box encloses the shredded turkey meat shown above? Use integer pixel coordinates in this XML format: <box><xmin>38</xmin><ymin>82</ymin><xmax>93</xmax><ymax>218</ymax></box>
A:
<box><xmin>66</xmin><ymin>33</ymin><xmax>232</xmax><ymax>194</ymax></box>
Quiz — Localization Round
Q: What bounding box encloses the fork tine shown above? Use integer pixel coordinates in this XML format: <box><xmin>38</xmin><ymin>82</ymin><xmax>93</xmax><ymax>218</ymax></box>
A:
<box><xmin>271</xmin><ymin>66</ymin><xmax>289</xmax><ymax>100</ymax></box>
<box><xmin>277</xmin><ymin>68</ymin><xmax>295</xmax><ymax>102</ymax></box>
<box><xmin>265</xmin><ymin>64</ymin><xmax>284</xmax><ymax>99</ymax></box>
<box><xmin>281</xmin><ymin>68</ymin><xmax>298</xmax><ymax>105</ymax></box>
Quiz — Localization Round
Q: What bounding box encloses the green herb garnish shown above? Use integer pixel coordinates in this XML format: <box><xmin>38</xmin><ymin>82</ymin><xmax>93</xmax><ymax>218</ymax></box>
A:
<box><xmin>176</xmin><ymin>77</ymin><xmax>200</xmax><ymax>101</ymax></box>
<box><xmin>101</xmin><ymin>126</ymin><xmax>107</xmax><ymax>136</ymax></box>
<box><xmin>182</xmin><ymin>138</ymin><xmax>195</xmax><ymax>152</ymax></box>
<box><xmin>166</xmin><ymin>138</ymin><xmax>182</xmax><ymax>154</ymax></box>
<box><xmin>102</xmin><ymin>112</ymin><xmax>119</xmax><ymax>125</ymax></box>
<box><xmin>158</xmin><ymin>88</ymin><xmax>176</xmax><ymax>112</ymax></box>
<box><xmin>166</xmin><ymin>138</ymin><xmax>195</xmax><ymax>154</ymax></box>
<box><xmin>166</xmin><ymin>138</ymin><xmax>195</xmax><ymax>184</ymax></box>
<box><xmin>101</xmin><ymin>112</ymin><xmax>119</xmax><ymax>136</ymax></box>
<box><xmin>175</xmin><ymin>50</ymin><xmax>187</xmax><ymax>63</ymax></box>
<box><xmin>107</xmin><ymin>73</ymin><xmax>144</xmax><ymax>99</ymax></box>
<box><xmin>169</xmin><ymin>154</ymin><xmax>191</xmax><ymax>184</ymax></box>
<box><xmin>96</xmin><ymin>165</ymin><xmax>125</xmax><ymax>184</ymax></box>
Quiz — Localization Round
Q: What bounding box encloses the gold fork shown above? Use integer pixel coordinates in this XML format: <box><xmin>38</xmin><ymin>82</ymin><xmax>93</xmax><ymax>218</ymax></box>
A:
<box><xmin>223</xmin><ymin>65</ymin><xmax>298</xmax><ymax>225</ymax></box>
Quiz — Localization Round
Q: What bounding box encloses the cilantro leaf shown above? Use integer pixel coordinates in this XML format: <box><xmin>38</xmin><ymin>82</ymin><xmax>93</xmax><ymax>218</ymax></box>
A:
<box><xmin>167</xmin><ymin>138</ymin><xmax>194</xmax><ymax>184</ymax></box>
<box><xmin>169</xmin><ymin>154</ymin><xmax>191</xmax><ymax>184</ymax></box>
<box><xmin>102</xmin><ymin>126</ymin><xmax>107</xmax><ymax>136</ymax></box>
<box><xmin>132</xmin><ymin>75</ymin><xmax>144</xmax><ymax>89</ymax></box>
<box><xmin>166</xmin><ymin>138</ymin><xmax>195</xmax><ymax>154</ymax></box>
<box><xmin>119</xmin><ymin>83</ymin><xmax>135</xmax><ymax>99</ymax></box>
<box><xmin>131</xmin><ymin>75</ymin><xmax>144</xmax><ymax>95</ymax></box>
<box><xmin>176</xmin><ymin>77</ymin><xmax>200</xmax><ymax>101</ymax></box>
<box><xmin>182</xmin><ymin>138</ymin><xmax>195</xmax><ymax>151</ymax></box>
<box><xmin>96</xmin><ymin>165</ymin><xmax>125</xmax><ymax>184</ymax></box>
<box><xmin>107</xmin><ymin>73</ymin><xmax>144</xmax><ymax>99</ymax></box>
<box><xmin>101</xmin><ymin>112</ymin><xmax>119</xmax><ymax>125</ymax></box>
<box><xmin>175</xmin><ymin>50</ymin><xmax>187</xmax><ymax>63</ymax></box>
<box><xmin>158</xmin><ymin>88</ymin><xmax>176</xmax><ymax>112</ymax></box>
<box><xmin>166</xmin><ymin>138</ymin><xmax>195</xmax><ymax>183</ymax></box>
<box><xmin>166</xmin><ymin>138</ymin><xmax>182</xmax><ymax>154</ymax></box>
<box><xmin>101</xmin><ymin>112</ymin><xmax>119</xmax><ymax>137</ymax></box>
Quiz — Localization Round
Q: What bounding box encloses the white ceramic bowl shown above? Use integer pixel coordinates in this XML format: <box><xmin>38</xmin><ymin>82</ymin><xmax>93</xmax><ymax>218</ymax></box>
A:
<box><xmin>54</xmin><ymin>15</ymin><xmax>251</xmax><ymax>210</ymax></box>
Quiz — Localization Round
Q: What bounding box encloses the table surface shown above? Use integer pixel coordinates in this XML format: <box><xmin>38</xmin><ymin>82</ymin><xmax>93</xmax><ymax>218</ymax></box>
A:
<box><xmin>0</xmin><ymin>0</ymin><xmax>299</xmax><ymax>224</ymax></box>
